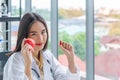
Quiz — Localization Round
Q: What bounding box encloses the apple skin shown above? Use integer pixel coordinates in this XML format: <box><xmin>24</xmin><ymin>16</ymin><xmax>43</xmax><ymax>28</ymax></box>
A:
<box><xmin>24</xmin><ymin>38</ymin><xmax>35</xmax><ymax>48</ymax></box>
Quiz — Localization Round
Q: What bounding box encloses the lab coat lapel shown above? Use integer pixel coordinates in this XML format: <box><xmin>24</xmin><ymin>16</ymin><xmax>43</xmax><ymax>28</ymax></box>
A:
<box><xmin>32</xmin><ymin>58</ymin><xmax>41</xmax><ymax>77</ymax></box>
<box><xmin>43</xmin><ymin>53</ymin><xmax>54</xmax><ymax>80</ymax></box>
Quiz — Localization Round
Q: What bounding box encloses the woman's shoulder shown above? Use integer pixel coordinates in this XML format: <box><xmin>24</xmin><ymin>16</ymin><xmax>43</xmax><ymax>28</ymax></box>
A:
<box><xmin>10</xmin><ymin>52</ymin><xmax>22</xmax><ymax>58</ymax></box>
<box><xmin>42</xmin><ymin>49</ymin><xmax>55</xmax><ymax>61</ymax></box>
<box><xmin>7</xmin><ymin>52</ymin><xmax>23</xmax><ymax>63</ymax></box>
<box><xmin>4</xmin><ymin>52</ymin><xmax>24</xmax><ymax>69</ymax></box>
<box><xmin>43</xmin><ymin>50</ymin><xmax>53</xmax><ymax>57</ymax></box>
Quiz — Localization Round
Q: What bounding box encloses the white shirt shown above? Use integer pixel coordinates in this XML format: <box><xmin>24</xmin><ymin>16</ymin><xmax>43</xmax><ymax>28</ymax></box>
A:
<box><xmin>3</xmin><ymin>50</ymin><xmax>80</xmax><ymax>80</ymax></box>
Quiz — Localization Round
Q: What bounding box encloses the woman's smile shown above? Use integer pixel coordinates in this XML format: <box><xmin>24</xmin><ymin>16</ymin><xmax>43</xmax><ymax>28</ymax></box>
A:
<box><xmin>35</xmin><ymin>43</ymin><xmax>43</xmax><ymax>46</ymax></box>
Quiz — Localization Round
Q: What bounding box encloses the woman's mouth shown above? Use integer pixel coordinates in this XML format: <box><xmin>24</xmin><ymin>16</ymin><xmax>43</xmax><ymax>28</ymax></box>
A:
<box><xmin>35</xmin><ymin>43</ymin><xmax>43</xmax><ymax>46</ymax></box>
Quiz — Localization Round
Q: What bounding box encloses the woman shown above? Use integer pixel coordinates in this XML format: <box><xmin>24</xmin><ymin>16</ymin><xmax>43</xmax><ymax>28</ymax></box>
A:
<box><xmin>3</xmin><ymin>12</ymin><xmax>80</xmax><ymax>80</ymax></box>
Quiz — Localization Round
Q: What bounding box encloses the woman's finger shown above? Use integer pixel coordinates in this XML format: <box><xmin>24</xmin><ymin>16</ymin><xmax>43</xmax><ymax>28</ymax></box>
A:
<box><xmin>59</xmin><ymin>43</ymin><xmax>66</xmax><ymax>52</ymax></box>
<box><xmin>59</xmin><ymin>41</ymin><xmax>70</xmax><ymax>55</ymax></box>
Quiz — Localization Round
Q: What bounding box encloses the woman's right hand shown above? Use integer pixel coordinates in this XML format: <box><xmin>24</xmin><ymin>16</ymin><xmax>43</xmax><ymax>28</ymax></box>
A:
<box><xmin>21</xmin><ymin>38</ymin><xmax>34</xmax><ymax>67</ymax></box>
<box><xmin>21</xmin><ymin>38</ymin><xmax>34</xmax><ymax>80</ymax></box>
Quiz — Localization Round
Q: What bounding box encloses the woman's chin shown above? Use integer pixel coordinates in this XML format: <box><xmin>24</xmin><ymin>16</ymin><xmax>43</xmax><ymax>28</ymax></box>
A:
<box><xmin>35</xmin><ymin>46</ymin><xmax>44</xmax><ymax>51</ymax></box>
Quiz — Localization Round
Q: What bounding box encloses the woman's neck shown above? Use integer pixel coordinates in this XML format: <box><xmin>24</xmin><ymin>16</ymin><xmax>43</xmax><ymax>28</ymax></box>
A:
<box><xmin>33</xmin><ymin>50</ymin><xmax>39</xmax><ymax>59</ymax></box>
<box><xmin>34</xmin><ymin>50</ymin><xmax>42</xmax><ymax>59</ymax></box>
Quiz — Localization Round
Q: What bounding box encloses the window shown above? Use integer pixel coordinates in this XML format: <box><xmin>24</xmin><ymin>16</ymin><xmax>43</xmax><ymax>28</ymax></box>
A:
<box><xmin>94</xmin><ymin>0</ymin><xmax>120</xmax><ymax>79</ymax></box>
<box><xmin>10</xmin><ymin>0</ymin><xmax>24</xmax><ymax>50</ymax></box>
<box><xmin>0</xmin><ymin>0</ymin><xmax>23</xmax><ymax>79</ymax></box>
<box><xmin>58</xmin><ymin>0</ymin><xmax>86</xmax><ymax>79</ymax></box>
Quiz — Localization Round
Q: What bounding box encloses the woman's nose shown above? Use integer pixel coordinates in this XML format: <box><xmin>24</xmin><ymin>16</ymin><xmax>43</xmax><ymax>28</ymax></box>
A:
<box><xmin>38</xmin><ymin>34</ymin><xmax>43</xmax><ymax>41</ymax></box>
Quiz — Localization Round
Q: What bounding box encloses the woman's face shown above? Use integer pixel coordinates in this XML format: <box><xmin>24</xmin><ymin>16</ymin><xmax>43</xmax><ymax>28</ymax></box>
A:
<box><xmin>28</xmin><ymin>21</ymin><xmax>47</xmax><ymax>51</ymax></box>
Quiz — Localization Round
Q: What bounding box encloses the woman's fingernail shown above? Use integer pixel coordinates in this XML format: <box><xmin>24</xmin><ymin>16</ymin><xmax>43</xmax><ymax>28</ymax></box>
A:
<box><xmin>60</xmin><ymin>41</ymin><xmax>62</xmax><ymax>45</ymax></box>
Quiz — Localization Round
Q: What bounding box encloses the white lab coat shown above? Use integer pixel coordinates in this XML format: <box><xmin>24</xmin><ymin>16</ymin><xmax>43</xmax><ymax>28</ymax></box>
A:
<box><xmin>3</xmin><ymin>50</ymin><xmax>80</xmax><ymax>80</ymax></box>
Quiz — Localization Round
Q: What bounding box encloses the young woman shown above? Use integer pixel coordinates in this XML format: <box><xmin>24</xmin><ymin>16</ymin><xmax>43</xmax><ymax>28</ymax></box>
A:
<box><xmin>3</xmin><ymin>12</ymin><xmax>80</xmax><ymax>80</ymax></box>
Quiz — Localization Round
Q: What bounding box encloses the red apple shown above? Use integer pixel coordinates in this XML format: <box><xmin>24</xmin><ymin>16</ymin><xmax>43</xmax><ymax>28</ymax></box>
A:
<box><xmin>24</xmin><ymin>38</ymin><xmax>35</xmax><ymax>48</ymax></box>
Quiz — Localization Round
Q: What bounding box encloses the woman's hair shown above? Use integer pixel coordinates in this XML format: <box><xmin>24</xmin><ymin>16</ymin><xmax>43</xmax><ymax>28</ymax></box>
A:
<box><xmin>10</xmin><ymin>12</ymin><xmax>49</xmax><ymax>55</ymax></box>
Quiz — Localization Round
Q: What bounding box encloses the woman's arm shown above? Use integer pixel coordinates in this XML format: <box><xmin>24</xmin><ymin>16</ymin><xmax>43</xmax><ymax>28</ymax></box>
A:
<box><xmin>25</xmin><ymin>65</ymin><xmax>32</xmax><ymax>80</ymax></box>
<box><xmin>3</xmin><ymin>52</ymin><xmax>31</xmax><ymax>80</ymax></box>
<box><xmin>59</xmin><ymin>40</ymin><xmax>77</xmax><ymax>73</ymax></box>
<box><xmin>46</xmin><ymin>48</ymin><xmax>80</xmax><ymax>80</ymax></box>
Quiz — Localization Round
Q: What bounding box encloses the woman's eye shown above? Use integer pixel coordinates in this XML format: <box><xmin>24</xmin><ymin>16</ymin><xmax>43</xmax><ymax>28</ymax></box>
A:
<box><xmin>31</xmin><ymin>33</ymin><xmax>37</xmax><ymax>36</ymax></box>
<box><xmin>41</xmin><ymin>30</ymin><xmax>46</xmax><ymax>34</ymax></box>
<box><xmin>41</xmin><ymin>32</ymin><xmax>44</xmax><ymax>34</ymax></box>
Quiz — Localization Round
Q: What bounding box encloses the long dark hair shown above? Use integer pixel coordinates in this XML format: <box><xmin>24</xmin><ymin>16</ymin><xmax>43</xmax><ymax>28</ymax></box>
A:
<box><xmin>10</xmin><ymin>12</ymin><xmax>49</xmax><ymax>56</ymax></box>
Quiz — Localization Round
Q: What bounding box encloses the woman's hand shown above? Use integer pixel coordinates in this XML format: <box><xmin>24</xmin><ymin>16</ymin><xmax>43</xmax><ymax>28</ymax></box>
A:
<box><xmin>59</xmin><ymin>40</ymin><xmax>76</xmax><ymax>73</ymax></box>
<box><xmin>21</xmin><ymin>38</ymin><xmax>34</xmax><ymax>67</ymax></box>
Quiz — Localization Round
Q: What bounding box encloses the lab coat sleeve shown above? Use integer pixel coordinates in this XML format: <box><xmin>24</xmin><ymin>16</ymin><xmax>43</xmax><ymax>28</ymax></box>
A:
<box><xmin>48</xmin><ymin>51</ymin><xmax>80</xmax><ymax>80</ymax></box>
<box><xmin>3</xmin><ymin>53</ymin><xmax>37</xmax><ymax>80</ymax></box>
<box><xmin>66</xmin><ymin>66</ymin><xmax>81</xmax><ymax>80</ymax></box>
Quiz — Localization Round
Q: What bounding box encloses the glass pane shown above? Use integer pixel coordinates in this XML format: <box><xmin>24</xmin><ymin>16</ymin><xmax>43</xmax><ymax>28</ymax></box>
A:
<box><xmin>0</xmin><ymin>22</ymin><xmax>7</xmax><ymax>52</ymax></box>
<box><xmin>11</xmin><ymin>21</ymin><xmax>19</xmax><ymax>51</ymax></box>
<box><xmin>10</xmin><ymin>0</ymin><xmax>25</xmax><ymax>50</ymax></box>
<box><xmin>11</xmin><ymin>0</ymin><xmax>23</xmax><ymax>17</ymax></box>
<box><xmin>32</xmin><ymin>0</ymin><xmax>51</xmax><ymax>49</ymax></box>
<box><xmin>58</xmin><ymin>0</ymin><xmax>86</xmax><ymax>79</ymax></box>
<box><xmin>0</xmin><ymin>22</ymin><xmax>19</xmax><ymax>51</ymax></box>
<box><xmin>94</xmin><ymin>0</ymin><xmax>120</xmax><ymax>79</ymax></box>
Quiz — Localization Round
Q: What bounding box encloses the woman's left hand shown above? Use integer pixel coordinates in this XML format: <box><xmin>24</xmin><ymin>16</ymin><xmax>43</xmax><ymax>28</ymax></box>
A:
<box><xmin>59</xmin><ymin>40</ymin><xmax>76</xmax><ymax>73</ymax></box>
